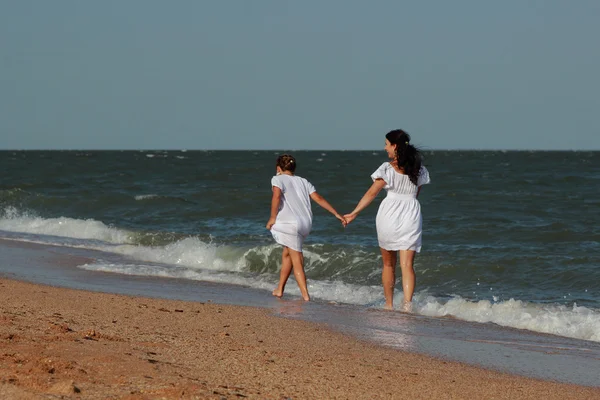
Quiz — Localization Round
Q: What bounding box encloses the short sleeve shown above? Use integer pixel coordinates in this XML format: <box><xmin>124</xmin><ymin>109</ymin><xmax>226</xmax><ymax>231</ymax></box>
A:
<box><xmin>271</xmin><ymin>175</ymin><xmax>283</xmax><ymax>190</ymax></box>
<box><xmin>417</xmin><ymin>166</ymin><xmax>431</xmax><ymax>186</ymax></box>
<box><xmin>370</xmin><ymin>163</ymin><xmax>390</xmax><ymax>187</ymax></box>
<box><xmin>305</xmin><ymin>179</ymin><xmax>316</xmax><ymax>194</ymax></box>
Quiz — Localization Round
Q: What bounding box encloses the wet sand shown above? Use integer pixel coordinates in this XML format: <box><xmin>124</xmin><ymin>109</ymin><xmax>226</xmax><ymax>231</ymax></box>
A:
<box><xmin>1</xmin><ymin>278</ymin><xmax>599</xmax><ymax>399</ymax></box>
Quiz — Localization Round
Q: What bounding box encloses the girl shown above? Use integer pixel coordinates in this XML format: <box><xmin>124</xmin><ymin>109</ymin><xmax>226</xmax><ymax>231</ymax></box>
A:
<box><xmin>266</xmin><ymin>154</ymin><xmax>346</xmax><ymax>301</ymax></box>
<box><xmin>344</xmin><ymin>130</ymin><xmax>430</xmax><ymax>311</ymax></box>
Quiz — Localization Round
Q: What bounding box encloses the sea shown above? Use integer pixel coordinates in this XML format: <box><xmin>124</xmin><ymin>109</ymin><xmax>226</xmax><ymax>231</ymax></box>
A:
<box><xmin>1</xmin><ymin>150</ymin><xmax>599</xmax><ymax>385</ymax></box>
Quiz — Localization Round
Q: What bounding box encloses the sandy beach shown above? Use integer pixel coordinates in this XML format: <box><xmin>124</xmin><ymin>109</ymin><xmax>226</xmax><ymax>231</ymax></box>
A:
<box><xmin>0</xmin><ymin>278</ymin><xmax>598</xmax><ymax>399</ymax></box>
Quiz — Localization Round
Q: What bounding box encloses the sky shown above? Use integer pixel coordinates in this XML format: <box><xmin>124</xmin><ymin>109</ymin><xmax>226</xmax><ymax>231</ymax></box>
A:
<box><xmin>1</xmin><ymin>1</ymin><xmax>599</xmax><ymax>150</ymax></box>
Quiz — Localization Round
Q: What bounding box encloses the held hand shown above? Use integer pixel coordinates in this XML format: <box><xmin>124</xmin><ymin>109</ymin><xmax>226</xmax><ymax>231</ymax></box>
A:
<box><xmin>335</xmin><ymin>214</ymin><xmax>348</xmax><ymax>228</ymax></box>
<box><xmin>266</xmin><ymin>218</ymin><xmax>276</xmax><ymax>230</ymax></box>
<box><xmin>343</xmin><ymin>213</ymin><xmax>358</xmax><ymax>225</ymax></box>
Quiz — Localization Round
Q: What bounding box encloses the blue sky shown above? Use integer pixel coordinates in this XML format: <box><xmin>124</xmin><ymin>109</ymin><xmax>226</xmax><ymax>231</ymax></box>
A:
<box><xmin>1</xmin><ymin>1</ymin><xmax>599</xmax><ymax>150</ymax></box>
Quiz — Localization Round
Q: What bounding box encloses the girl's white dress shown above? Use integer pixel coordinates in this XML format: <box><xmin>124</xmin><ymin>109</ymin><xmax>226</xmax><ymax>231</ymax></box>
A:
<box><xmin>371</xmin><ymin>163</ymin><xmax>431</xmax><ymax>252</ymax></box>
<box><xmin>270</xmin><ymin>174</ymin><xmax>315</xmax><ymax>252</ymax></box>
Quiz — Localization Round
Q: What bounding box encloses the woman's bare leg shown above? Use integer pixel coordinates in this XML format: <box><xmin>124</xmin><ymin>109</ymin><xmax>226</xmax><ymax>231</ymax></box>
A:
<box><xmin>272</xmin><ymin>247</ymin><xmax>292</xmax><ymax>298</ymax></box>
<box><xmin>380</xmin><ymin>248</ymin><xmax>397</xmax><ymax>310</ymax></box>
<box><xmin>399</xmin><ymin>250</ymin><xmax>417</xmax><ymax>310</ymax></box>
<box><xmin>289</xmin><ymin>249</ymin><xmax>310</xmax><ymax>301</ymax></box>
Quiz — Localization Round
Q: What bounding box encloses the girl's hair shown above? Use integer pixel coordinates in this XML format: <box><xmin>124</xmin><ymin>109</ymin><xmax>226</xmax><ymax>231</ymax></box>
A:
<box><xmin>276</xmin><ymin>154</ymin><xmax>296</xmax><ymax>173</ymax></box>
<box><xmin>386</xmin><ymin>129</ymin><xmax>423</xmax><ymax>186</ymax></box>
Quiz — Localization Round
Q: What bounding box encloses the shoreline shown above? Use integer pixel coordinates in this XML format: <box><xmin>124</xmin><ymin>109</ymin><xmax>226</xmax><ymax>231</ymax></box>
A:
<box><xmin>1</xmin><ymin>236</ymin><xmax>600</xmax><ymax>390</ymax></box>
<box><xmin>1</xmin><ymin>278</ymin><xmax>599</xmax><ymax>399</ymax></box>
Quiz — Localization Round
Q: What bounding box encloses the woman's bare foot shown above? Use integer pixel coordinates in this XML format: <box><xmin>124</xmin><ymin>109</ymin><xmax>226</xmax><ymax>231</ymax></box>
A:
<box><xmin>302</xmin><ymin>294</ymin><xmax>310</xmax><ymax>301</ymax></box>
<box><xmin>272</xmin><ymin>288</ymin><xmax>283</xmax><ymax>298</ymax></box>
<box><xmin>383</xmin><ymin>304</ymin><xmax>394</xmax><ymax>311</ymax></box>
<box><xmin>401</xmin><ymin>301</ymin><xmax>413</xmax><ymax>313</ymax></box>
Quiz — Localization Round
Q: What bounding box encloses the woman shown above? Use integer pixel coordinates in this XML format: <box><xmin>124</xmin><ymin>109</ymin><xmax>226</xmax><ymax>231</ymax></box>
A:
<box><xmin>344</xmin><ymin>129</ymin><xmax>430</xmax><ymax>311</ymax></box>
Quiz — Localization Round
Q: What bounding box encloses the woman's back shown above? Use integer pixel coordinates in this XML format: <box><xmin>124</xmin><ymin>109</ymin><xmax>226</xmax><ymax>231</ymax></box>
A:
<box><xmin>372</xmin><ymin>162</ymin><xmax>430</xmax><ymax>196</ymax></box>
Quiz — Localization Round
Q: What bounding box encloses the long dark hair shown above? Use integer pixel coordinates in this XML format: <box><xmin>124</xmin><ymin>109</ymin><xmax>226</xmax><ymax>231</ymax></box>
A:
<box><xmin>386</xmin><ymin>129</ymin><xmax>422</xmax><ymax>186</ymax></box>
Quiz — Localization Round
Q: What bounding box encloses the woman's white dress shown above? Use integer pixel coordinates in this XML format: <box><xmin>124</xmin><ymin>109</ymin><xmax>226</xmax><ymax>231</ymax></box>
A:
<box><xmin>371</xmin><ymin>163</ymin><xmax>431</xmax><ymax>252</ymax></box>
<box><xmin>270</xmin><ymin>174</ymin><xmax>315</xmax><ymax>252</ymax></box>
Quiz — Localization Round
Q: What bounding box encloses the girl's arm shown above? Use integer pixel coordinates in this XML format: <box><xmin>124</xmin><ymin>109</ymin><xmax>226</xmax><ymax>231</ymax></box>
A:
<box><xmin>343</xmin><ymin>179</ymin><xmax>386</xmax><ymax>224</ymax></box>
<box><xmin>310</xmin><ymin>192</ymin><xmax>347</xmax><ymax>226</ymax></box>
<box><xmin>266</xmin><ymin>186</ymin><xmax>282</xmax><ymax>229</ymax></box>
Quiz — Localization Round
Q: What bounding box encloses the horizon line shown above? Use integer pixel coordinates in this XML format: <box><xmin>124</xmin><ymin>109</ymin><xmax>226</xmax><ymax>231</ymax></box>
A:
<box><xmin>0</xmin><ymin>148</ymin><xmax>598</xmax><ymax>152</ymax></box>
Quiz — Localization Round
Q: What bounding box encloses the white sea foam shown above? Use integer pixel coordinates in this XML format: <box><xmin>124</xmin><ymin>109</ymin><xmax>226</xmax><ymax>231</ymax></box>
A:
<box><xmin>0</xmin><ymin>207</ymin><xmax>133</xmax><ymax>244</ymax></box>
<box><xmin>77</xmin><ymin>259</ymin><xmax>383</xmax><ymax>306</ymax></box>
<box><xmin>134</xmin><ymin>194</ymin><xmax>158</xmax><ymax>200</ymax></box>
<box><xmin>416</xmin><ymin>296</ymin><xmax>600</xmax><ymax>343</ymax></box>
<box><xmin>110</xmin><ymin>237</ymin><xmax>247</xmax><ymax>272</ymax></box>
<box><xmin>78</xmin><ymin>261</ymin><xmax>276</xmax><ymax>291</ymax></box>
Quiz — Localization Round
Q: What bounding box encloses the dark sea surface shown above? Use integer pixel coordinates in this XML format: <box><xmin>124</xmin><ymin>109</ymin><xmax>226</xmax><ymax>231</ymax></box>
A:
<box><xmin>1</xmin><ymin>150</ymin><xmax>599</xmax><ymax>344</ymax></box>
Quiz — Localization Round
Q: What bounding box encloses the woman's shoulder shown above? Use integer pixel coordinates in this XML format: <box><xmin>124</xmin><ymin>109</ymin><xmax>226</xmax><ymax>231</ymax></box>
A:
<box><xmin>376</xmin><ymin>161</ymin><xmax>392</xmax><ymax>171</ymax></box>
<box><xmin>371</xmin><ymin>162</ymin><xmax>393</xmax><ymax>182</ymax></box>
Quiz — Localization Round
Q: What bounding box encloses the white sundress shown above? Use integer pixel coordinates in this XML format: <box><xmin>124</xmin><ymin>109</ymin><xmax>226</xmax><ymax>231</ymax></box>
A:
<box><xmin>269</xmin><ymin>174</ymin><xmax>316</xmax><ymax>252</ymax></box>
<box><xmin>371</xmin><ymin>163</ymin><xmax>431</xmax><ymax>252</ymax></box>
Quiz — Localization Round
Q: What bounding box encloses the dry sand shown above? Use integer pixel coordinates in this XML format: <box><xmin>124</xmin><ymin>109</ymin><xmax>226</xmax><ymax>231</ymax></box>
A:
<box><xmin>1</xmin><ymin>278</ymin><xmax>598</xmax><ymax>399</ymax></box>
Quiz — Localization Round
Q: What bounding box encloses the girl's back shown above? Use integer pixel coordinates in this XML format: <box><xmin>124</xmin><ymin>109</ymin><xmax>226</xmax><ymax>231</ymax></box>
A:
<box><xmin>271</xmin><ymin>174</ymin><xmax>314</xmax><ymax>224</ymax></box>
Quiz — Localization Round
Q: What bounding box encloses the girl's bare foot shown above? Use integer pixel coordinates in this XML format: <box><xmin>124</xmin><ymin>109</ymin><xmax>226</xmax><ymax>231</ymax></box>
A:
<box><xmin>302</xmin><ymin>294</ymin><xmax>310</xmax><ymax>301</ymax></box>
<box><xmin>401</xmin><ymin>301</ymin><xmax>413</xmax><ymax>313</ymax></box>
<box><xmin>272</xmin><ymin>289</ymin><xmax>283</xmax><ymax>298</ymax></box>
<box><xmin>383</xmin><ymin>304</ymin><xmax>394</xmax><ymax>311</ymax></box>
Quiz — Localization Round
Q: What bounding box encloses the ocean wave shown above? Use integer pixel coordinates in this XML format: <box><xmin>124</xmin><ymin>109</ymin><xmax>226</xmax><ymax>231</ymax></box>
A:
<box><xmin>0</xmin><ymin>208</ymin><xmax>360</xmax><ymax>275</ymax></box>
<box><xmin>417</xmin><ymin>295</ymin><xmax>600</xmax><ymax>343</ymax></box>
<box><xmin>109</xmin><ymin>237</ymin><xmax>247</xmax><ymax>272</ymax></box>
<box><xmin>0</xmin><ymin>188</ymin><xmax>30</xmax><ymax>198</ymax></box>
<box><xmin>0</xmin><ymin>188</ymin><xmax>43</xmax><ymax>206</ymax></box>
<box><xmin>0</xmin><ymin>206</ymin><xmax>133</xmax><ymax>244</ymax></box>
<box><xmin>0</xmin><ymin>207</ymin><xmax>242</xmax><ymax>268</ymax></box>
<box><xmin>134</xmin><ymin>194</ymin><xmax>159</xmax><ymax>200</ymax></box>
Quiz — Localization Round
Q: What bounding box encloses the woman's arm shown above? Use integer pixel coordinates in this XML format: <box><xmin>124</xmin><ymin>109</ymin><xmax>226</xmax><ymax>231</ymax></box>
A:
<box><xmin>310</xmin><ymin>192</ymin><xmax>346</xmax><ymax>226</ymax></box>
<box><xmin>266</xmin><ymin>186</ymin><xmax>282</xmax><ymax>230</ymax></box>
<box><xmin>344</xmin><ymin>179</ymin><xmax>386</xmax><ymax>224</ymax></box>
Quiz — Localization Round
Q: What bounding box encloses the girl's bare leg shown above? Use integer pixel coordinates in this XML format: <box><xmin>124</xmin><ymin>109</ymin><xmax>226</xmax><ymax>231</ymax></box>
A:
<box><xmin>273</xmin><ymin>247</ymin><xmax>292</xmax><ymax>298</ymax></box>
<box><xmin>380</xmin><ymin>248</ymin><xmax>397</xmax><ymax>310</ymax></box>
<box><xmin>399</xmin><ymin>250</ymin><xmax>417</xmax><ymax>311</ymax></box>
<box><xmin>289</xmin><ymin>249</ymin><xmax>310</xmax><ymax>301</ymax></box>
